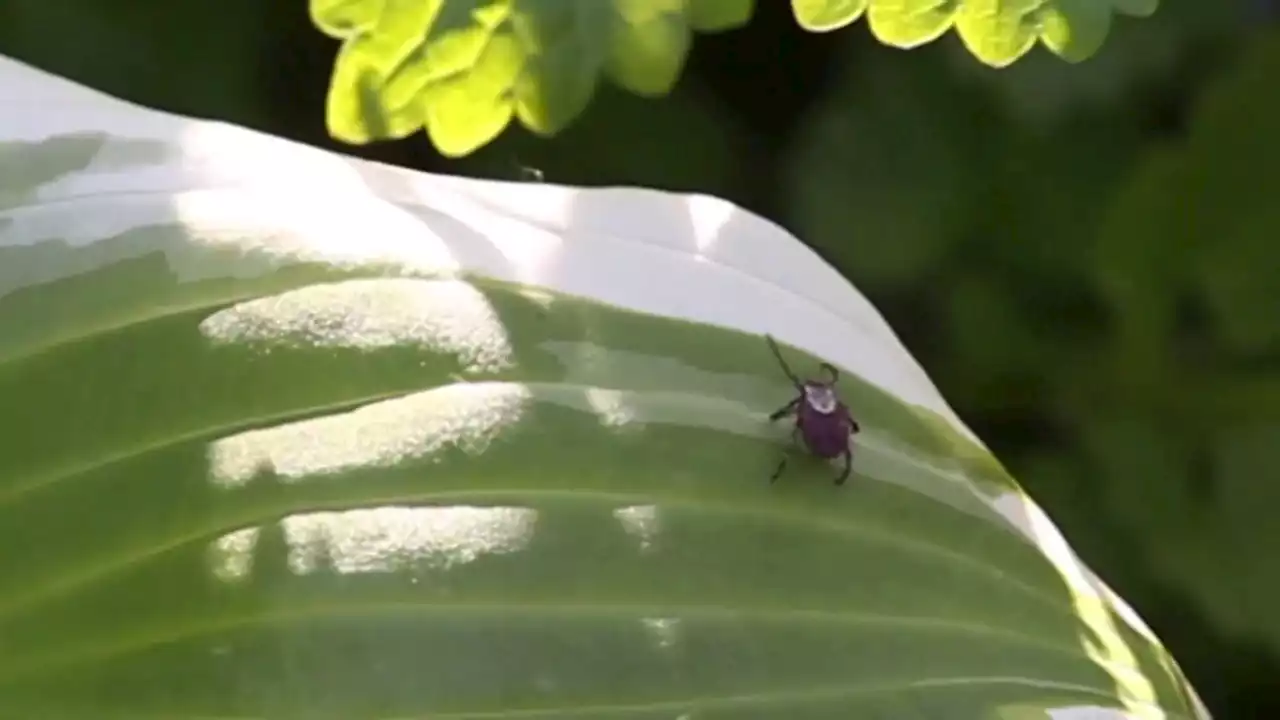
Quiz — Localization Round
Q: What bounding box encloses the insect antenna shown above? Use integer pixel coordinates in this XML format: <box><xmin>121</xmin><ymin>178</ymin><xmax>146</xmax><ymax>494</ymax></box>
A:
<box><xmin>764</xmin><ymin>334</ymin><xmax>803</xmax><ymax>389</ymax></box>
<box><xmin>819</xmin><ymin>362</ymin><xmax>839</xmax><ymax>384</ymax></box>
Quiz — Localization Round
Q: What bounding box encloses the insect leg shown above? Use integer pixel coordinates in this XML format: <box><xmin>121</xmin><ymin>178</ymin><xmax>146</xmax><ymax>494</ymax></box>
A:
<box><xmin>770</xmin><ymin>425</ymin><xmax>802</xmax><ymax>483</ymax></box>
<box><xmin>769</xmin><ymin>396</ymin><xmax>801</xmax><ymax>421</ymax></box>
<box><xmin>835</xmin><ymin>449</ymin><xmax>852</xmax><ymax>486</ymax></box>
<box><xmin>819</xmin><ymin>362</ymin><xmax>839</xmax><ymax>384</ymax></box>
<box><xmin>764</xmin><ymin>334</ymin><xmax>803</xmax><ymax>389</ymax></box>
<box><xmin>771</xmin><ymin>456</ymin><xmax>788</xmax><ymax>483</ymax></box>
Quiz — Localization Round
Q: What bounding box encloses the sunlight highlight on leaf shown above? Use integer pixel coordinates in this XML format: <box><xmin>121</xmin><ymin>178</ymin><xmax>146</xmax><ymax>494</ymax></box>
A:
<box><xmin>198</xmin><ymin>278</ymin><xmax>516</xmax><ymax>372</ymax></box>
<box><xmin>209</xmin><ymin>527</ymin><xmax>261</xmax><ymax>583</ymax></box>
<box><xmin>614</xmin><ymin>504</ymin><xmax>662</xmax><ymax>552</ymax></box>
<box><xmin>206</xmin><ymin>383</ymin><xmax>532</xmax><ymax>488</ymax></box>
<box><xmin>280</xmin><ymin>506</ymin><xmax>539</xmax><ymax>575</ymax></box>
<box><xmin>989</xmin><ymin>489</ymin><xmax>1169</xmax><ymax>720</ymax></box>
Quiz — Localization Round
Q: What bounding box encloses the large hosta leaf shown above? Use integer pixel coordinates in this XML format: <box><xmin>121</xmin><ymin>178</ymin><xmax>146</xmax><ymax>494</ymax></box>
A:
<box><xmin>0</xmin><ymin>54</ymin><xmax>1207</xmax><ymax>719</ymax></box>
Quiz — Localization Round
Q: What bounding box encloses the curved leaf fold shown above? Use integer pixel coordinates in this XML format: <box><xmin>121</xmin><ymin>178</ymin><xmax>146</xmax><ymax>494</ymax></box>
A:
<box><xmin>0</xmin><ymin>52</ymin><xmax>1206</xmax><ymax>720</ymax></box>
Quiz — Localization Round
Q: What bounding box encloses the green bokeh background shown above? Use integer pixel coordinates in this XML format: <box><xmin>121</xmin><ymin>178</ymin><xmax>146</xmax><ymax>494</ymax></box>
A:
<box><xmin>2</xmin><ymin>0</ymin><xmax>1277</xmax><ymax>715</ymax></box>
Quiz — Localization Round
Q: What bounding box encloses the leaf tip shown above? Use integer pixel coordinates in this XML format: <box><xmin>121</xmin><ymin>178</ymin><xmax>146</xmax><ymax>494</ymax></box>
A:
<box><xmin>424</xmin><ymin>98</ymin><xmax>515</xmax><ymax>158</ymax></box>
<box><xmin>791</xmin><ymin>0</ymin><xmax>868</xmax><ymax>32</ymax></box>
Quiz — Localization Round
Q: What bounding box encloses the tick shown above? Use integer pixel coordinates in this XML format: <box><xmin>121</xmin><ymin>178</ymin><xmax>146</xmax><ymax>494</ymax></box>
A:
<box><xmin>764</xmin><ymin>334</ymin><xmax>861</xmax><ymax>485</ymax></box>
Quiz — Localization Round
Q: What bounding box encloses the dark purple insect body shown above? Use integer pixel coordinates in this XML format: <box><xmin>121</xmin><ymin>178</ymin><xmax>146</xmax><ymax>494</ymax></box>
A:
<box><xmin>764</xmin><ymin>334</ymin><xmax>861</xmax><ymax>485</ymax></box>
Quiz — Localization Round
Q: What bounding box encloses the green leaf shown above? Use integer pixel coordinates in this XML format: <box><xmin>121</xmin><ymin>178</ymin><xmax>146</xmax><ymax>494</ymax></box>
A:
<box><xmin>855</xmin><ymin>0</ymin><xmax>1161</xmax><ymax>68</ymax></box>
<box><xmin>311</xmin><ymin>0</ymin><xmax>386</xmax><ymax>38</ymax></box>
<box><xmin>1036</xmin><ymin>0</ymin><xmax>1113</xmax><ymax>63</ymax></box>
<box><xmin>866</xmin><ymin>0</ymin><xmax>958</xmax><ymax>49</ymax></box>
<box><xmin>954</xmin><ymin>1</ymin><xmax>1238</xmax><ymax>125</ymax></box>
<box><xmin>317</xmin><ymin>0</ymin><xmax>751</xmax><ymax>157</ymax></box>
<box><xmin>1110</xmin><ymin>0</ymin><xmax>1158</xmax><ymax>16</ymax></box>
<box><xmin>792</xmin><ymin>0</ymin><xmax>869</xmax><ymax>31</ymax></box>
<box><xmin>951</xmin><ymin>0</ymin><xmax>1049</xmax><ymax>68</ymax></box>
<box><xmin>602</xmin><ymin>0</ymin><xmax>692</xmax><ymax>96</ymax></box>
<box><xmin>0</xmin><ymin>52</ymin><xmax>1207</xmax><ymax>719</ymax></box>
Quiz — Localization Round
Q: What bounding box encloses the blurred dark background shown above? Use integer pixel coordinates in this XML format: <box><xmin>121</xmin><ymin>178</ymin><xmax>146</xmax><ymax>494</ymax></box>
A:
<box><xmin>3</xmin><ymin>0</ymin><xmax>1277</xmax><ymax>715</ymax></box>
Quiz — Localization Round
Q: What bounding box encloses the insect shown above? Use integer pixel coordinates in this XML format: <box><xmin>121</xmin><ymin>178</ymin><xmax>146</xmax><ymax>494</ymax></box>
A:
<box><xmin>764</xmin><ymin>334</ymin><xmax>861</xmax><ymax>485</ymax></box>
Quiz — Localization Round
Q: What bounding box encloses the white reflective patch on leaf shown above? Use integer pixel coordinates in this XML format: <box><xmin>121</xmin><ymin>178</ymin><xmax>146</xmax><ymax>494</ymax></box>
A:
<box><xmin>199</xmin><ymin>278</ymin><xmax>515</xmax><ymax>372</ymax></box>
<box><xmin>279</xmin><ymin>506</ymin><xmax>538</xmax><ymax>575</ymax></box>
<box><xmin>206</xmin><ymin>383</ymin><xmax>532</xmax><ymax>488</ymax></box>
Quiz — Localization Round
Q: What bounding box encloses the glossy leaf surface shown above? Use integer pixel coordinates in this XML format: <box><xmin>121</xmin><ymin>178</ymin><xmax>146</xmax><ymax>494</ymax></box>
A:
<box><xmin>0</xmin><ymin>53</ymin><xmax>1205</xmax><ymax>719</ymax></box>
